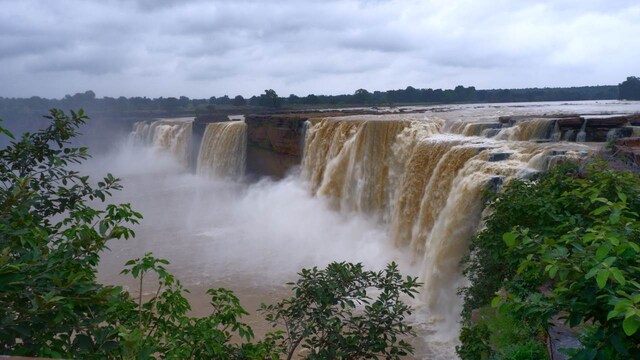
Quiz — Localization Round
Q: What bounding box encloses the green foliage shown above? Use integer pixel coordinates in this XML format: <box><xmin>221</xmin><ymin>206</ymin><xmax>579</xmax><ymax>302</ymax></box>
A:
<box><xmin>258</xmin><ymin>89</ymin><xmax>282</xmax><ymax>108</ymax></box>
<box><xmin>460</xmin><ymin>163</ymin><xmax>584</xmax><ymax>321</ymax></box>
<box><xmin>260</xmin><ymin>262</ymin><xmax>420</xmax><ymax>360</ymax></box>
<box><xmin>233</xmin><ymin>95</ymin><xmax>247</xmax><ymax>106</ymax></box>
<box><xmin>0</xmin><ymin>109</ymin><xmax>142</xmax><ymax>358</ymax></box>
<box><xmin>118</xmin><ymin>253</ymin><xmax>282</xmax><ymax>359</ymax></box>
<box><xmin>461</xmin><ymin>160</ymin><xmax>640</xmax><ymax>358</ymax></box>
<box><xmin>456</xmin><ymin>308</ymin><xmax>547</xmax><ymax>360</ymax></box>
<box><xmin>499</xmin><ymin>341</ymin><xmax>547</xmax><ymax>360</ymax></box>
<box><xmin>618</xmin><ymin>76</ymin><xmax>640</xmax><ymax>100</ymax></box>
<box><xmin>456</xmin><ymin>323</ymin><xmax>492</xmax><ymax>360</ymax></box>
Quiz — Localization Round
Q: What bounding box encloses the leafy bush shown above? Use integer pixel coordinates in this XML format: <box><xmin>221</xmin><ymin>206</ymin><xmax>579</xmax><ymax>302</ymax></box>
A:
<box><xmin>261</xmin><ymin>262</ymin><xmax>421</xmax><ymax>360</ymax></box>
<box><xmin>0</xmin><ymin>110</ymin><xmax>140</xmax><ymax>357</ymax></box>
<box><xmin>459</xmin><ymin>163</ymin><xmax>589</xmax><ymax>321</ymax></box>
<box><xmin>456</xmin><ymin>308</ymin><xmax>547</xmax><ymax>360</ymax></box>
<box><xmin>461</xmin><ymin>160</ymin><xmax>640</xmax><ymax>358</ymax></box>
<box><xmin>499</xmin><ymin>341</ymin><xmax>547</xmax><ymax>360</ymax></box>
<box><xmin>118</xmin><ymin>253</ymin><xmax>281</xmax><ymax>359</ymax></box>
<box><xmin>456</xmin><ymin>323</ymin><xmax>492</xmax><ymax>360</ymax></box>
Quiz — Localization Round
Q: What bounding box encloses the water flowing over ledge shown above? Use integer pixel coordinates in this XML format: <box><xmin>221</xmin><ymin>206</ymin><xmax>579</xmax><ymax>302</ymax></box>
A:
<box><xmin>197</xmin><ymin>121</ymin><xmax>247</xmax><ymax>179</ymax></box>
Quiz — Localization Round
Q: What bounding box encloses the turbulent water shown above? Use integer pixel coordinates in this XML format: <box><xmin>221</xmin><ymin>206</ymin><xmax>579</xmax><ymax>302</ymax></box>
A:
<box><xmin>95</xmin><ymin>101</ymin><xmax>640</xmax><ymax>359</ymax></box>
<box><xmin>197</xmin><ymin>121</ymin><xmax>247</xmax><ymax>179</ymax></box>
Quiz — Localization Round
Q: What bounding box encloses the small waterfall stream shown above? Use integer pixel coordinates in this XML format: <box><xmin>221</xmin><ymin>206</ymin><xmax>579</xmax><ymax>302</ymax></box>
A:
<box><xmin>196</xmin><ymin>121</ymin><xmax>247</xmax><ymax>179</ymax></box>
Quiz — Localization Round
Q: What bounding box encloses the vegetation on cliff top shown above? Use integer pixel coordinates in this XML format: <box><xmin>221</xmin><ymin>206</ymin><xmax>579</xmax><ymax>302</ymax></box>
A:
<box><xmin>0</xmin><ymin>110</ymin><xmax>419</xmax><ymax>359</ymax></box>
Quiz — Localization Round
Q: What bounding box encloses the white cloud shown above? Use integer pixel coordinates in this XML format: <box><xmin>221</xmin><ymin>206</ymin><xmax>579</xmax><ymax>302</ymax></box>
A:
<box><xmin>0</xmin><ymin>0</ymin><xmax>637</xmax><ymax>98</ymax></box>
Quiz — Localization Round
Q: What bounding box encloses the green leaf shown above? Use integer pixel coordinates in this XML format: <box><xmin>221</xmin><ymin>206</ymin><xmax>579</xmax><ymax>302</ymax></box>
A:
<box><xmin>609</xmin><ymin>207</ymin><xmax>621</xmax><ymax>224</ymax></box>
<box><xmin>503</xmin><ymin>232</ymin><xmax>518</xmax><ymax>248</ymax></box>
<box><xmin>610</xmin><ymin>268</ymin><xmax>626</xmax><ymax>286</ymax></box>
<box><xmin>607</xmin><ymin>309</ymin><xmax>619</xmax><ymax>321</ymax></box>
<box><xmin>595</xmin><ymin>244</ymin><xmax>610</xmax><ymax>260</ymax></box>
<box><xmin>618</xmin><ymin>191</ymin><xmax>627</xmax><ymax>203</ymax></box>
<box><xmin>622</xmin><ymin>316</ymin><xmax>640</xmax><ymax>336</ymax></box>
<box><xmin>596</xmin><ymin>269</ymin><xmax>609</xmax><ymax>289</ymax></box>
<box><xmin>591</xmin><ymin>205</ymin><xmax>610</xmax><ymax>216</ymax></box>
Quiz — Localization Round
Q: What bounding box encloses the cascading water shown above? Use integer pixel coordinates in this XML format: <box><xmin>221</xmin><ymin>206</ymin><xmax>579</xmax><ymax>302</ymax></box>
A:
<box><xmin>576</xmin><ymin>119</ymin><xmax>588</xmax><ymax>142</ymax></box>
<box><xmin>302</xmin><ymin>115</ymin><xmax>443</xmax><ymax>214</ymax></box>
<box><xmin>301</xmin><ymin>114</ymin><xmax>590</xmax><ymax>332</ymax></box>
<box><xmin>196</xmin><ymin>121</ymin><xmax>247</xmax><ymax>179</ymax></box>
<box><xmin>131</xmin><ymin>119</ymin><xmax>193</xmax><ymax>165</ymax></box>
<box><xmin>493</xmin><ymin>118</ymin><xmax>560</xmax><ymax>141</ymax></box>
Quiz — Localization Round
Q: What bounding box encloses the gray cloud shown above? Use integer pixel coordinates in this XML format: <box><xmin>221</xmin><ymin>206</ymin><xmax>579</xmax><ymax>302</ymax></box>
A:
<box><xmin>0</xmin><ymin>0</ymin><xmax>638</xmax><ymax>98</ymax></box>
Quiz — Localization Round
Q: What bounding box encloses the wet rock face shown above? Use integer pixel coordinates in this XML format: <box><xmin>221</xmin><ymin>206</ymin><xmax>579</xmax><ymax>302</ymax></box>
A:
<box><xmin>245</xmin><ymin>115</ymin><xmax>306</xmax><ymax>157</ymax></box>
<box><xmin>487</xmin><ymin>152</ymin><xmax>511</xmax><ymax>162</ymax></box>
<box><xmin>244</xmin><ymin>115</ymin><xmax>306</xmax><ymax>179</ymax></box>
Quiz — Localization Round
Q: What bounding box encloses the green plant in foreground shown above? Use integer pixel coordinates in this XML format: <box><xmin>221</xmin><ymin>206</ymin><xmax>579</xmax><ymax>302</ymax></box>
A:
<box><xmin>0</xmin><ymin>110</ymin><xmax>141</xmax><ymax>357</ymax></box>
<box><xmin>119</xmin><ymin>253</ymin><xmax>282</xmax><ymax>359</ymax></box>
<box><xmin>456</xmin><ymin>308</ymin><xmax>548</xmax><ymax>360</ymax></box>
<box><xmin>261</xmin><ymin>262</ymin><xmax>421</xmax><ymax>360</ymax></box>
<box><xmin>461</xmin><ymin>161</ymin><xmax>640</xmax><ymax>359</ymax></box>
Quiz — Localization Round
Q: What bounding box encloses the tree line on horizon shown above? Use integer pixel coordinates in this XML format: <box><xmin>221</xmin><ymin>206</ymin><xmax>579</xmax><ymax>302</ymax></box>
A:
<box><xmin>1</xmin><ymin>78</ymin><xmax>637</xmax><ymax>120</ymax></box>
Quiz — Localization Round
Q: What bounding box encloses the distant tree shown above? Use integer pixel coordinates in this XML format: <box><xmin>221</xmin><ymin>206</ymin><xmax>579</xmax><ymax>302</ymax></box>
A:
<box><xmin>258</xmin><ymin>89</ymin><xmax>282</xmax><ymax>108</ymax></box>
<box><xmin>619</xmin><ymin>76</ymin><xmax>640</xmax><ymax>100</ymax></box>
<box><xmin>454</xmin><ymin>85</ymin><xmax>477</xmax><ymax>102</ymax></box>
<box><xmin>353</xmin><ymin>88</ymin><xmax>371</xmax><ymax>104</ymax></box>
<box><xmin>248</xmin><ymin>96</ymin><xmax>259</xmax><ymax>106</ymax></box>
<box><xmin>287</xmin><ymin>94</ymin><xmax>300</xmax><ymax>105</ymax></box>
<box><xmin>79</xmin><ymin>90</ymin><xmax>96</xmax><ymax>101</ymax></box>
<box><xmin>178</xmin><ymin>96</ymin><xmax>190</xmax><ymax>109</ymax></box>
<box><xmin>404</xmin><ymin>86</ymin><xmax>419</xmax><ymax>103</ymax></box>
<box><xmin>232</xmin><ymin>95</ymin><xmax>246</xmax><ymax>106</ymax></box>
<box><xmin>302</xmin><ymin>94</ymin><xmax>319</xmax><ymax>105</ymax></box>
<box><xmin>216</xmin><ymin>95</ymin><xmax>232</xmax><ymax>105</ymax></box>
<box><xmin>161</xmin><ymin>97</ymin><xmax>179</xmax><ymax>113</ymax></box>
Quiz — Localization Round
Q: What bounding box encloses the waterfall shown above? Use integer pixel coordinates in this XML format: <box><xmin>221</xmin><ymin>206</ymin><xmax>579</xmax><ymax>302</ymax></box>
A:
<box><xmin>449</xmin><ymin>122</ymin><xmax>502</xmax><ymax>137</ymax></box>
<box><xmin>196</xmin><ymin>121</ymin><xmax>247</xmax><ymax>179</ymax></box>
<box><xmin>131</xmin><ymin>119</ymin><xmax>193</xmax><ymax>165</ymax></box>
<box><xmin>494</xmin><ymin>118</ymin><xmax>559</xmax><ymax>141</ymax></box>
<box><xmin>301</xmin><ymin>114</ymin><xmax>590</xmax><ymax>323</ymax></box>
<box><xmin>302</xmin><ymin>115</ymin><xmax>443</xmax><ymax>214</ymax></box>
<box><xmin>300</xmin><ymin>120</ymin><xmax>311</xmax><ymax>159</ymax></box>
<box><xmin>576</xmin><ymin>119</ymin><xmax>588</xmax><ymax>142</ymax></box>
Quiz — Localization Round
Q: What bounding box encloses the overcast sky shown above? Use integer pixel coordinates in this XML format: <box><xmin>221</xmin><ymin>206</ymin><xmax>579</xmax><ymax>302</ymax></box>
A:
<box><xmin>0</xmin><ymin>0</ymin><xmax>638</xmax><ymax>99</ymax></box>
